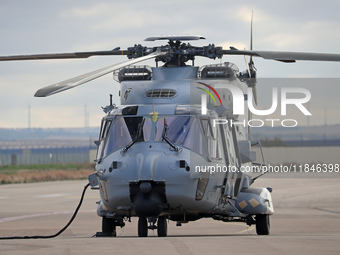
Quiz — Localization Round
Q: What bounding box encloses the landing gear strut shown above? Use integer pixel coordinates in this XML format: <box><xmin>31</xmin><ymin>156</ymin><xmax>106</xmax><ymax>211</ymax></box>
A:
<box><xmin>96</xmin><ymin>217</ymin><xmax>117</xmax><ymax>237</ymax></box>
<box><xmin>96</xmin><ymin>217</ymin><xmax>125</xmax><ymax>237</ymax></box>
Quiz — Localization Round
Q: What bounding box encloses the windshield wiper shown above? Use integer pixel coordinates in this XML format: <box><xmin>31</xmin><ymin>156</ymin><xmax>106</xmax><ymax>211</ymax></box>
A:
<box><xmin>162</xmin><ymin>120</ymin><xmax>179</xmax><ymax>152</ymax></box>
<box><xmin>122</xmin><ymin>118</ymin><xmax>145</xmax><ymax>153</ymax></box>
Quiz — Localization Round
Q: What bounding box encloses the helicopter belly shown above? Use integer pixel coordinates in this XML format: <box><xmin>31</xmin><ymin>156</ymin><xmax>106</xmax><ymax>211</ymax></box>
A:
<box><xmin>96</xmin><ymin>144</ymin><xmax>219</xmax><ymax>217</ymax></box>
<box><xmin>165</xmin><ymin>182</ymin><xmax>217</xmax><ymax>211</ymax></box>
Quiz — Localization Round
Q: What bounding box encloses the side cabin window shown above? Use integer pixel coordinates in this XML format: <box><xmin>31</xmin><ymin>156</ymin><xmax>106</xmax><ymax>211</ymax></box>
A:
<box><xmin>200</xmin><ymin>118</ymin><xmax>222</xmax><ymax>160</ymax></box>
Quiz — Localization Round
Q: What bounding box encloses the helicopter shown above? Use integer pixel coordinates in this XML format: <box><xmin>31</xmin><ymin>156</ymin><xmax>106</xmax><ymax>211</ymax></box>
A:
<box><xmin>1</xmin><ymin>34</ymin><xmax>340</xmax><ymax>238</ymax></box>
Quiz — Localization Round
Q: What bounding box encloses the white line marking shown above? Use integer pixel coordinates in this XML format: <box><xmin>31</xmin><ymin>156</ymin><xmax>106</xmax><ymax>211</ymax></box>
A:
<box><xmin>34</xmin><ymin>193</ymin><xmax>69</xmax><ymax>198</ymax></box>
<box><xmin>0</xmin><ymin>210</ymin><xmax>96</xmax><ymax>223</ymax></box>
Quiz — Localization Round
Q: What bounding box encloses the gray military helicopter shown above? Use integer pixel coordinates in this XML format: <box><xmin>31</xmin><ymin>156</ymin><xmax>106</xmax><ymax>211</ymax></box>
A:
<box><xmin>1</xmin><ymin>34</ymin><xmax>340</xmax><ymax>238</ymax></box>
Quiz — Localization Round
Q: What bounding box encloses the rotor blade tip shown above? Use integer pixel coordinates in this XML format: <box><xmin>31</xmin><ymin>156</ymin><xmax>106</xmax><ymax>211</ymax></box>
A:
<box><xmin>34</xmin><ymin>91</ymin><xmax>45</xmax><ymax>97</ymax></box>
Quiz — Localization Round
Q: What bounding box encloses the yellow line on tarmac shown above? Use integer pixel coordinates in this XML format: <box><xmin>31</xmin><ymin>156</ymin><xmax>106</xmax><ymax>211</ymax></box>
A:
<box><xmin>237</xmin><ymin>225</ymin><xmax>255</xmax><ymax>234</ymax></box>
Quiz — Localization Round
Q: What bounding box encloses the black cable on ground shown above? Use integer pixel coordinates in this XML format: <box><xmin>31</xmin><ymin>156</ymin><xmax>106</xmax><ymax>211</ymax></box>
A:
<box><xmin>0</xmin><ymin>183</ymin><xmax>90</xmax><ymax>240</ymax></box>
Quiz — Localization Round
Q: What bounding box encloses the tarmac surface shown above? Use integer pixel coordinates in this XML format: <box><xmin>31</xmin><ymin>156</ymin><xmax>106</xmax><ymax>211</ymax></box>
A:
<box><xmin>0</xmin><ymin>174</ymin><xmax>340</xmax><ymax>254</ymax></box>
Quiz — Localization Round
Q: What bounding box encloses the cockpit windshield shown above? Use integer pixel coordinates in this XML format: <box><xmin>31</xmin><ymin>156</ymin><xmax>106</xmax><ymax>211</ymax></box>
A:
<box><xmin>102</xmin><ymin>116</ymin><xmax>152</xmax><ymax>157</ymax></box>
<box><xmin>155</xmin><ymin>116</ymin><xmax>206</xmax><ymax>156</ymax></box>
<box><xmin>100</xmin><ymin>115</ymin><xmax>206</xmax><ymax>158</ymax></box>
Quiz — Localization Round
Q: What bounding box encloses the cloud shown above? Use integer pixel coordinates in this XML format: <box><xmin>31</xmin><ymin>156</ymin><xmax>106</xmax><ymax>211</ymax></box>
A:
<box><xmin>61</xmin><ymin>3</ymin><xmax>113</xmax><ymax>19</ymax></box>
<box><xmin>1</xmin><ymin>0</ymin><xmax>340</xmax><ymax>128</ymax></box>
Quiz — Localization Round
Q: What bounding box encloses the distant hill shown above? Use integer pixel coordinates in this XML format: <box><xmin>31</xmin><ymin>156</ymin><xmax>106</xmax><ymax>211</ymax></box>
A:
<box><xmin>0</xmin><ymin>127</ymin><xmax>100</xmax><ymax>141</ymax></box>
<box><xmin>0</xmin><ymin>124</ymin><xmax>339</xmax><ymax>147</ymax></box>
<box><xmin>251</xmin><ymin>124</ymin><xmax>340</xmax><ymax>141</ymax></box>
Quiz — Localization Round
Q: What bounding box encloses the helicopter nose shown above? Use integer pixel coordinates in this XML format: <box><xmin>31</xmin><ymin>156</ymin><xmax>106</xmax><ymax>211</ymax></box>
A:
<box><xmin>133</xmin><ymin>190</ymin><xmax>163</xmax><ymax>217</ymax></box>
<box><xmin>130</xmin><ymin>181</ymin><xmax>166</xmax><ymax>217</ymax></box>
<box><xmin>139</xmin><ymin>182</ymin><xmax>152</xmax><ymax>193</ymax></box>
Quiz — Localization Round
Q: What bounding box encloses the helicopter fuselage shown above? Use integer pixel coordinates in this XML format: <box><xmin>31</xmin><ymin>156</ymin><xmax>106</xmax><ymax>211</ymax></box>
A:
<box><xmin>94</xmin><ymin>64</ymin><xmax>273</xmax><ymax>230</ymax></box>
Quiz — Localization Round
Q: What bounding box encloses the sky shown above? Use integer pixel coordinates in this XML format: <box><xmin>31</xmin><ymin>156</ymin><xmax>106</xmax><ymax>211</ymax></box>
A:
<box><xmin>0</xmin><ymin>0</ymin><xmax>340</xmax><ymax>128</ymax></box>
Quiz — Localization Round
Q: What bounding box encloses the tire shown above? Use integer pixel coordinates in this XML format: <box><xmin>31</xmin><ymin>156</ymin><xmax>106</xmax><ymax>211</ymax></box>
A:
<box><xmin>102</xmin><ymin>217</ymin><xmax>117</xmax><ymax>236</ymax></box>
<box><xmin>256</xmin><ymin>214</ymin><xmax>270</xmax><ymax>235</ymax></box>
<box><xmin>138</xmin><ymin>217</ymin><xmax>148</xmax><ymax>237</ymax></box>
<box><xmin>157</xmin><ymin>216</ymin><xmax>167</xmax><ymax>237</ymax></box>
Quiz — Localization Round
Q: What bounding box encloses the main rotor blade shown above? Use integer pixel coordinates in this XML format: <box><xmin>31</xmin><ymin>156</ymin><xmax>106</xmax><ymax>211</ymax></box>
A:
<box><xmin>145</xmin><ymin>35</ymin><xmax>205</xmax><ymax>41</ymax></box>
<box><xmin>252</xmin><ymin>86</ymin><xmax>258</xmax><ymax>105</ymax></box>
<box><xmin>217</xmin><ymin>49</ymin><xmax>340</xmax><ymax>62</ymax></box>
<box><xmin>0</xmin><ymin>50</ymin><xmax>127</xmax><ymax>61</ymax></box>
<box><xmin>244</xmin><ymin>55</ymin><xmax>251</xmax><ymax>77</ymax></box>
<box><xmin>34</xmin><ymin>51</ymin><xmax>166</xmax><ymax>97</ymax></box>
<box><xmin>250</xmin><ymin>11</ymin><xmax>253</xmax><ymax>51</ymax></box>
<box><xmin>250</xmin><ymin>11</ymin><xmax>254</xmax><ymax>64</ymax></box>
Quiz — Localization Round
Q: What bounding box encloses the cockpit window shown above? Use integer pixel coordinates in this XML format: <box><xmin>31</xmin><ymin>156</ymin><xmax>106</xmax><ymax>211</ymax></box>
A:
<box><xmin>99</xmin><ymin>115</ymin><xmax>207</xmax><ymax>158</ymax></box>
<box><xmin>155</xmin><ymin>116</ymin><xmax>206</xmax><ymax>156</ymax></box>
<box><xmin>102</xmin><ymin>116</ymin><xmax>152</xmax><ymax>157</ymax></box>
<box><xmin>100</xmin><ymin>119</ymin><xmax>112</xmax><ymax>139</ymax></box>
<box><xmin>96</xmin><ymin>119</ymin><xmax>112</xmax><ymax>160</ymax></box>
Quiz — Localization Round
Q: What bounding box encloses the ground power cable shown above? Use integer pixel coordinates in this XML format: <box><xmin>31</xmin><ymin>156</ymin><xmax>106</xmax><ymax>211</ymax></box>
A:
<box><xmin>0</xmin><ymin>183</ymin><xmax>90</xmax><ymax>240</ymax></box>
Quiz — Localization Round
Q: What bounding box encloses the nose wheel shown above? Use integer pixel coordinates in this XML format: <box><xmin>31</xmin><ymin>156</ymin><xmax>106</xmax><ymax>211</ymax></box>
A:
<box><xmin>157</xmin><ymin>216</ymin><xmax>167</xmax><ymax>237</ymax></box>
<box><xmin>137</xmin><ymin>216</ymin><xmax>168</xmax><ymax>237</ymax></box>
<box><xmin>138</xmin><ymin>217</ymin><xmax>148</xmax><ymax>237</ymax></box>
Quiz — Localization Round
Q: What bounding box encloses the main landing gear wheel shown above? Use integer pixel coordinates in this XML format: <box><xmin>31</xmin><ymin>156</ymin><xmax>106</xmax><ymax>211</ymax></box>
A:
<box><xmin>101</xmin><ymin>217</ymin><xmax>117</xmax><ymax>237</ymax></box>
<box><xmin>138</xmin><ymin>217</ymin><xmax>148</xmax><ymax>237</ymax></box>
<box><xmin>157</xmin><ymin>216</ymin><xmax>168</xmax><ymax>237</ymax></box>
<box><xmin>256</xmin><ymin>214</ymin><xmax>270</xmax><ymax>235</ymax></box>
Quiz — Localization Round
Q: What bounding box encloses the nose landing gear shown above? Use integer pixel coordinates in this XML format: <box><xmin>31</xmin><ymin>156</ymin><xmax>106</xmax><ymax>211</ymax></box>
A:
<box><xmin>138</xmin><ymin>216</ymin><xmax>168</xmax><ymax>237</ymax></box>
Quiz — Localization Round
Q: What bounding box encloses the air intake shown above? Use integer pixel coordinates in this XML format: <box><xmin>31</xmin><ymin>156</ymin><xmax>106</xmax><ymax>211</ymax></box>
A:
<box><xmin>145</xmin><ymin>89</ymin><xmax>177</xmax><ymax>98</ymax></box>
<box><xmin>199</xmin><ymin>62</ymin><xmax>239</xmax><ymax>79</ymax></box>
<box><xmin>113</xmin><ymin>66</ymin><xmax>152</xmax><ymax>82</ymax></box>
